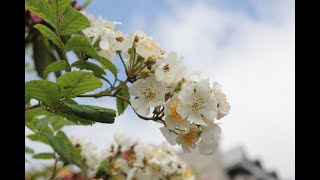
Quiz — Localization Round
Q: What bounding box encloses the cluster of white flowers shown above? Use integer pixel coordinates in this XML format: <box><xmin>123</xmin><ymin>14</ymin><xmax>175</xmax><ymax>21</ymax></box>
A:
<box><xmin>70</xmin><ymin>137</ymin><xmax>108</xmax><ymax>172</ymax></box>
<box><xmin>107</xmin><ymin>133</ymin><xmax>195</xmax><ymax>180</ymax></box>
<box><xmin>128</xmin><ymin>53</ymin><xmax>231</xmax><ymax>155</ymax></box>
<box><xmin>81</xmin><ymin>12</ymin><xmax>231</xmax><ymax>156</ymax></box>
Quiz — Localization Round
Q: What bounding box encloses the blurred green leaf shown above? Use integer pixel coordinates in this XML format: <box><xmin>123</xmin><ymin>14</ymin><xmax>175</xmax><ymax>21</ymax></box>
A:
<box><xmin>25</xmin><ymin>0</ymin><xmax>57</xmax><ymax>28</ymax></box>
<box><xmin>25</xmin><ymin>146</ymin><xmax>34</xmax><ymax>154</ymax></box>
<box><xmin>33</xmin><ymin>153</ymin><xmax>55</xmax><ymax>159</ymax></box>
<box><xmin>25</xmin><ymin>80</ymin><xmax>61</xmax><ymax>108</ymax></box>
<box><xmin>27</xmin><ymin>134</ymin><xmax>50</xmax><ymax>145</ymax></box>
<box><xmin>44</xmin><ymin>134</ymin><xmax>72</xmax><ymax>164</ymax></box>
<box><xmin>34</xmin><ymin>24</ymin><xmax>61</xmax><ymax>48</ymax></box>
<box><xmin>43</xmin><ymin>61</ymin><xmax>68</xmax><ymax>78</ymax></box>
<box><xmin>59</xmin><ymin>7</ymin><xmax>90</xmax><ymax>35</ymax></box>
<box><xmin>51</xmin><ymin>0</ymin><xmax>70</xmax><ymax>15</ymax></box>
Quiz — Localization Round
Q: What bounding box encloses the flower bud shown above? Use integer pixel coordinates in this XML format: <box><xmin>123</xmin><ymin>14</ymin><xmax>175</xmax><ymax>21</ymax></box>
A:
<box><xmin>144</xmin><ymin>56</ymin><xmax>157</xmax><ymax>66</ymax></box>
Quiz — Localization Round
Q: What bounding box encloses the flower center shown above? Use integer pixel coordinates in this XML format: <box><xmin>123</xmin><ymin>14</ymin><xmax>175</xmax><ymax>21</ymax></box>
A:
<box><xmin>192</xmin><ymin>99</ymin><xmax>204</xmax><ymax>111</ymax></box>
<box><xmin>183</xmin><ymin>127</ymin><xmax>198</xmax><ymax>145</ymax></box>
<box><xmin>142</xmin><ymin>88</ymin><xmax>156</xmax><ymax>100</ymax></box>
<box><xmin>163</xmin><ymin>64</ymin><xmax>170</xmax><ymax>72</ymax></box>
<box><xmin>223</xmin><ymin>96</ymin><xmax>227</xmax><ymax>103</ymax></box>
<box><xmin>171</xmin><ymin>102</ymin><xmax>183</xmax><ymax>121</ymax></box>
<box><xmin>116</xmin><ymin>37</ymin><xmax>124</xmax><ymax>42</ymax></box>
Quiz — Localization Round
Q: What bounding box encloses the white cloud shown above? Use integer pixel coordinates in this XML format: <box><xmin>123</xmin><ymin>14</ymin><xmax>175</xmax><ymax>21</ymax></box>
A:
<box><xmin>149</xmin><ymin>1</ymin><xmax>294</xmax><ymax>179</ymax></box>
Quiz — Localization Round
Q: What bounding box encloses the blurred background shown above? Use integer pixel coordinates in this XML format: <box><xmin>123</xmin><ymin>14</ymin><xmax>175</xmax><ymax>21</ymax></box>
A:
<box><xmin>25</xmin><ymin>0</ymin><xmax>295</xmax><ymax>179</ymax></box>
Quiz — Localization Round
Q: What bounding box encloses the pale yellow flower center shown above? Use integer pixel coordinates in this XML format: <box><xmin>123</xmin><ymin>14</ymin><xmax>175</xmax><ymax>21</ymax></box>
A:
<box><xmin>142</xmin><ymin>88</ymin><xmax>156</xmax><ymax>100</ymax></box>
<box><xmin>143</xmin><ymin>43</ymin><xmax>158</xmax><ymax>52</ymax></box>
<box><xmin>223</xmin><ymin>96</ymin><xmax>227</xmax><ymax>103</ymax></box>
<box><xmin>183</xmin><ymin>127</ymin><xmax>198</xmax><ymax>146</ymax></box>
<box><xmin>192</xmin><ymin>99</ymin><xmax>204</xmax><ymax>111</ymax></box>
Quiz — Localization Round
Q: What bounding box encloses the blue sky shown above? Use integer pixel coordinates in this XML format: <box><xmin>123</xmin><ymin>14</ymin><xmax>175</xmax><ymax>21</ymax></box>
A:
<box><xmin>26</xmin><ymin>0</ymin><xmax>295</xmax><ymax>179</ymax></box>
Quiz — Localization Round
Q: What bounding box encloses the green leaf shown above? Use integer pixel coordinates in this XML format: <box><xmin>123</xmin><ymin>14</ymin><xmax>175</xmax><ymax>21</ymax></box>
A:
<box><xmin>57</xmin><ymin>71</ymin><xmax>102</xmax><ymax>98</ymax></box>
<box><xmin>51</xmin><ymin>0</ymin><xmax>70</xmax><ymax>15</ymax></box>
<box><xmin>64</xmin><ymin>103</ymin><xmax>116</xmax><ymax>123</ymax></box>
<box><xmin>43</xmin><ymin>61</ymin><xmax>68</xmax><ymax>78</ymax></box>
<box><xmin>25</xmin><ymin>0</ymin><xmax>57</xmax><ymax>28</ymax></box>
<box><xmin>33</xmin><ymin>34</ymin><xmax>55</xmax><ymax>78</ymax></box>
<box><xmin>56</xmin><ymin>131</ymin><xmax>88</xmax><ymax>170</ymax></box>
<box><xmin>94</xmin><ymin>56</ymin><xmax>118</xmax><ymax>76</ymax></box>
<box><xmin>25</xmin><ymin>146</ymin><xmax>34</xmax><ymax>154</ymax></box>
<box><xmin>59</xmin><ymin>7</ymin><xmax>90</xmax><ymax>35</ymax></box>
<box><xmin>25</xmin><ymin>108</ymin><xmax>53</xmax><ymax>121</ymax></box>
<box><xmin>33</xmin><ymin>153</ymin><xmax>55</xmax><ymax>159</ymax></box>
<box><xmin>116</xmin><ymin>85</ymin><xmax>130</xmax><ymax>116</ymax></box>
<box><xmin>27</xmin><ymin>134</ymin><xmax>50</xmax><ymax>145</ymax></box>
<box><xmin>25</xmin><ymin>95</ymin><xmax>31</xmax><ymax>105</ymax></box>
<box><xmin>33</xmin><ymin>24</ymin><xmax>61</xmax><ymax>48</ymax></box>
<box><xmin>65</xmin><ymin>36</ymin><xmax>97</xmax><ymax>57</ymax></box>
<box><xmin>65</xmin><ymin>36</ymin><xmax>117</xmax><ymax>76</ymax></box>
<box><xmin>25</xmin><ymin>80</ymin><xmax>61</xmax><ymax>108</ymax></box>
<box><xmin>71</xmin><ymin>60</ymin><xmax>106</xmax><ymax>77</ymax></box>
<box><xmin>44</xmin><ymin>134</ymin><xmax>72</xmax><ymax>164</ymax></box>
<box><xmin>57</xmin><ymin>107</ymin><xmax>95</xmax><ymax>125</ymax></box>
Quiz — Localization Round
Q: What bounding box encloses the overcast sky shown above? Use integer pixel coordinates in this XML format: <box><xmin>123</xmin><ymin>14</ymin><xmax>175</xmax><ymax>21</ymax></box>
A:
<box><xmin>26</xmin><ymin>0</ymin><xmax>295</xmax><ymax>179</ymax></box>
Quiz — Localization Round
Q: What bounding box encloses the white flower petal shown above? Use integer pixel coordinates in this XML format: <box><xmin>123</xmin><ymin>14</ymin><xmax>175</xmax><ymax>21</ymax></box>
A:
<box><xmin>188</xmin><ymin>111</ymin><xmax>206</xmax><ymax>125</ymax></box>
<box><xmin>160</xmin><ymin>127</ymin><xmax>177</xmax><ymax>145</ymax></box>
<box><xmin>131</xmin><ymin>98</ymin><xmax>150</xmax><ymax>116</ymax></box>
<box><xmin>198</xmin><ymin>139</ymin><xmax>218</xmax><ymax>155</ymax></box>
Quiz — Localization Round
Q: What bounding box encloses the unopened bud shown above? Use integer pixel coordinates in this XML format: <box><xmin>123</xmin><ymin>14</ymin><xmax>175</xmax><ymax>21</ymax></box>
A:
<box><xmin>144</xmin><ymin>56</ymin><xmax>157</xmax><ymax>66</ymax></box>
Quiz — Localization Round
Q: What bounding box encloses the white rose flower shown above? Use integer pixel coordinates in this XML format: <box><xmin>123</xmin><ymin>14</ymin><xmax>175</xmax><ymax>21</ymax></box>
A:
<box><xmin>212</xmin><ymin>82</ymin><xmax>231</xmax><ymax>119</ymax></box>
<box><xmin>155</xmin><ymin>52</ymin><xmax>186</xmax><ymax>86</ymax></box>
<box><xmin>177</xmin><ymin>79</ymin><xmax>218</xmax><ymax>125</ymax></box>
<box><xmin>176</xmin><ymin>124</ymin><xmax>200</xmax><ymax>153</ymax></box>
<box><xmin>109</xmin><ymin>31</ymin><xmax>134</xmax><ymax>52</ymax></box>
<box><xmin>164</xmin><ymin>93</ymin><xmax>189</xmax><ymax>130</ymax></box>
<box><xmin>129</xmin><ymin>75</ymin><xmax>166</xmax><ymax>116</ymax></box>
<box><xmin>198</xmin><ymin>123</ymin><xmax>221</xmax><ymax>155</ymax></box>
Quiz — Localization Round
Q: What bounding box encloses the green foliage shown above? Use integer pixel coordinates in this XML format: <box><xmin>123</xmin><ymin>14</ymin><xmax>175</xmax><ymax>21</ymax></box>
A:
<box><xmin>44</xmin><ymin>134</ymin><xmax>72</xmax><ymax>164</ymax></box>
<box><xmin>59</xmin><ymin>7</ymin><xmax>90</xmax><ymax>35</ymax></box>
<box><xmin>51</xmin><ymin>0</ymin><xmax>70</xmax><ymax>15</ymax></box>
<box><xmin>65</xmin><ymin>36</ymin><xmax>118</xmax><ymax>76</ymax></box>
<box><xmin>43</xmin><ymin>61</ymin><xmax>69</xmax><ymax>78</ymax></box>
<box><xmin>33</xmin><ymin>35</ymin><xmax>56</xmax><ymax>78</ymax></box>
<box><xmin>25</xmin><ymin>80</ymin><xmax>61</xmax><ymax>108</ymax></box>
<box><xmin>33</xmin><ymin>24</ymin><xmax>61</xmax><ymax>48</ymax></box>
<box><xmin>65</xmin><ymin>35</ymin><xmax>97</xmax><ymax>57</ymax></box>
<box><xmin>116</xmin><ymin>85</ymin><xmax>130</xmax><ymax>115</ymax></box>
<box><xmin>27</xmin><ymin>134</ymin><xmax>50</xmax><ymax>145</ymax></box>
<box><xmin>94</xmin><ymin>56</ymin><xmax>118</xmax><ymax>76</ymax></box>
<box><xmin>25</xmin><ymin>95</ymin><xmax>31</xmax><ymax>105</ymax></box>
<box><xmin>33</xmin><ymin>153</ymin><xmax>55</xmax><ymax>159</ymax></box>
<box><xmin>25</xmin><ymin>0</ymin><xmax>57</xmax><ymax>28</ymax></box>
<box><xmin>57</xmin><ymin>71</ymin><xmax>102</xmax><ymax>98</ymax></box>
<box><xmin>71</xmin><ymin>60</ymin><xmax>106</xmax><ymax>79</ymax></box>
<box><xmin>56</xmin><ymin>131</ymin><xmax>88</xmax><ymax>170</ymax></box>
<box><xmin>25</xmin><ymin>146</ymin><xmax>34</xmax><ymax>154</ymax></box>
<box><xmin>64</xmin><ymin>103</ymin><xmax>116</xmax><ymax>123</ymax></box>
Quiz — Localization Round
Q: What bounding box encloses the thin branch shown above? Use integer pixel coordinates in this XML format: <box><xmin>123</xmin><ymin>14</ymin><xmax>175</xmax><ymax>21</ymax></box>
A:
<box><xmin>118</xmin><ymin>52</ymin><xmax>128</xmax><ymax>75</ymax></box>
<box><xmin>49</xmin><ymin>154</ymin><xmax>58</xmax><ymax>180</ymax></box>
